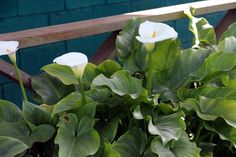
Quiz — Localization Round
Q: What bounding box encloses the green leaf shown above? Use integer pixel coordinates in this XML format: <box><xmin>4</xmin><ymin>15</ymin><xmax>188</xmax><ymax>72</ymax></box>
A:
<box><xmin>42</xmin><ymin>63</ymin><xmax>77</xmax><ymax>85</ymax></box>
<box><xmin>0</xmin><ymin>99</ymin><xmax>23</xmax><ymax>122</ymax></box>
<box><xmin>116</xmin><ymin>18</ymin><xmax>143</xmax><ymax>62</ymax></box>
<box><xmin>148</xmin><ymin>112</ymin><xmax>186</xmax><ymax>144</ymax></box>
<box><xmin>22</xmin><ymin>101</ymin><xmax>51</xmax><ymax>125</ymax></box>
<box><xmin>168</xmin><ymin>48</ymin><xmax>212</xmax><ymax>91</ymax></box>
<box><xmin>0</xmin><ymin>136</ymin><xmax>28</xmax><ymax>157</ymax></box>
<box><xmin>220</xmin><ymin>22</ymin><xmax>236</xmax><ymax>42</ymax></box>
<box><xmin>82</xmin><ymin>63</ymin><xmax>101</xmax><ymax>87</ymax></box>
<box><xmin>51</xmin><ymin>92</ymin><xmax>82</xmax><ymax>117</ymax></box>
<box><xmin>0</xmin><ymin>100</ymin><xmax>52</xmax><ymax>147</ymax></box>
<box><xmin>30</xmin><ymin>124</ymin><xmax>55</xmax><ymax>143</ymax></box>
<box><xmin>55</xmin><ymin>114</ymin><xmax>100</xmax><ymax>157</ymax></box>
<box><xmin>199</xmin><ymin>142</ymin><xmax>215</xmax><ymax>157</ymax></box>
<box><xmin>151</xmin><ymin>132</ymin><xmax>201</xmax><ymax>157</ymax></box>
<box><xmin>102</xmin><ymin>143</ymin><xmax>121</xmax><ymax>157</ymax></box>
<box><xmin>179</xmin><ymin>86</ymin><xmax>236</xmax><ymax>100</ymax></box>
<box><xmin>192</xmin><ymin>51</ymin><xmax>236</xmax><ymax>82</ymax></box>
<box><xmin>92</xmin><ymin>70</ymin><xmax>144</xmax><ymax>99</ymax></box>
<box><xmin>0</xmin><ymin>121</ymin><xmax>31</xmax><ymax>146</ymax></box>
<box><xmin>123</xmin><ymin>44</ymin><xmax>147</xmax><ymax>74</ymax></box>
<box><xmin>181</xmin><ymin>97</ymin><xmax>236</xmax><ymax>128</ymax></box>
<box><xmin>98</xmin><ymin>59</ymin><xmax>122</xmax><ymax>77</ymax></box>
<box><xmin>73</xmin><ymin>101</ymin><xmax>97</xmax><ymax>120</ymax></box>
<box><xmin>204</xmin><ymin>118</ymin><xmax>236</xmax><ymax>148</ymax></box>
<box><xmin>150</xmin><ymin>39</ymin><xmax>180</xmax><ymax>73</ymax></box>
<box><xmin>199</xmin><ymin>98</ymin><xmax>236</xmax><ymax>127</ymax></box>
<box><xmin>31</xmin><ymin>73</ymin><xmax>74</xmax><ymax>105</ymax></box>
<box><xmin>91</xmin><ymin>143</ymin><xmax>121</xmax><ymax>157</ymax></box>
<box><xmin>222</xmin><ymin>71</ymin><xmax>236</xmax><ymax>89</ymax></box>
<box><xmin>86</xmin><ymin>87</ymin><xmax>111</xmax><ymax>103</ymax></box>
<box><xmin>217</xmin><ymin>36</ymin><xmax>236</xmax><ymax>53</ymax></box>
<box><xmin>95</xmin><ymin>117</ymin><xmax>119</xmax><ymax>143</ymax></box>
<box><xmin>142</xmin><ymin>147</ymin><xmax>158</xmax><ymax>157</ymax></box>
<box><xmin>132</xmin><ymin>103</ymin><xmax>153</xmax><ymax>120</ymax></box>
<box><xmin>184</xmin><ymin>7</ymin><xmax>216</xmax><ymax>46</ymax></box>
<box><xmin>112</xmin><ymin>128</ymin><xmax>147</xmax><ymax>157</ymax></box>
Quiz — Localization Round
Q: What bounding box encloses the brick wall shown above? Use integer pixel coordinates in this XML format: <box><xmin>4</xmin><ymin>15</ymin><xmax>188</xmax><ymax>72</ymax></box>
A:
<box><xmin>0</xmin><ymin>0</ymin><xmax>225</xmax><ymax>106</ymax></box>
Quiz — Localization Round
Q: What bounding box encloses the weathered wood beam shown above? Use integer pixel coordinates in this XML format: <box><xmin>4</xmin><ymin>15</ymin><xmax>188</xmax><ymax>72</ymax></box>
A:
<box><xmin>0</xmin><ymin>0</ymin><xmax>235</xmax><ymax>48</ymax></box>
<box><xmin>215</xmin><ymin>9</ymin><xmax>236</xmax><ymax>39</ymax></box>
<box><xmin>90</xmin><ymin>31</ymin><xmax>119</xmax><ymax>64</ymax></box>
<box><xmin>0</xmin><ymin>59</ymin><xmax>32</xmax><ymax>90</ymax></box>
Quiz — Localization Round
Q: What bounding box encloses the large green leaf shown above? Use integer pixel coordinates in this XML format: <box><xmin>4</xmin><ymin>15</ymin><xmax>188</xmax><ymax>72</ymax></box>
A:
<box><xmin>55</xmin><ymin>114</ymin><xmax>100</xmax><ymax>157</ymax></box>
<box><xmin>30</xmin><ymin>124</ymin><xmax>55</xmax><ymax>143</ymax></box>
<box><xmin>0</xmin><ymin>100</ymin><xmax>54</xmax><ymax>148</ymax></box>
<box><xmin>192</xmin><ymin>51</ymin><xmax>236</xmax><ymax>82</ymax></box>
<box><xmin>86</xmin><ymin>87</ymin><xmax>111</xmax><ymax>103</ymax></box>
<box><xmin>98</xmin><ymin>59</ymin><xmax>121</xmax><ymax>77</ymax></box>
<box><xmin>123</xmin><ymin>43</ymin><xmax>147</xmax><ymax>74</ymax></box>
<box><xmin>150</xmin><ymin>39</ymin><xmax>180</xmax><ymax>74</ymax></box>
<box><xmin>220</xmin><ymin>21</ymin><xmax>236</xmax><ymax>42</ymax></box>
<box><xmin>222</xmin><ymin>70</ymin><xmax>236</xmax><ymax>89</ymax></box>
<box><xmin>184</xmin><ymin>8</ymin><xmax>216</xmax><ymax>46</ymax></box>
<box><xmin>204</xmin><ymin>118</ymin><xmax>236</xmax><ymax>148</ymax></box>
<box><xmin>0</xmin><ymin>136</ymin><xmax>28</xmax><ymax>157</ymax></box>
<box><xmin>42</xmin><ymin>63</ymin><xmax>77</xmax><ymax>85</ymax></box>
<box><xmin>178</xmin><ymin>86</ymin><xmax>236</xmax><ymax>100</ymax></box>
<box><xmin>116</xmin><ymin>18</ymin><xmax>143</xmax><ymax>62</ymax></box>
<box><xmin>91</xmin><ymin>143</ymin><xmax>121</xmax><ymax>157</ymax></box>
<box><xmin>82</xmin><ymin>63</ymin><xmax>101</xmax><ymax>87</ymax></box>
<box><xmin>31</xmin><ymin>73</ymin><xmax>74</xmax><ymax>105</ymax></box>
<box><xmin>73</xmin><ymin>101</ymin><xmax>97</xmax><ymax>120</ymax></box>
<box><xmin>217</xmin><ymin>36</ymin><xmax>236</xmax><ymax>53</ymax></box>
<box><xmin>95</xmin><ymin>116</ymin><xmax>119</xmax><ymax>143</ymax></box>
<box><xmin>151</xmin><ymin>132</ymin><xmax>201</xmax><ymax>157</ymax></box>
<box><xmin>102</xmin><ymin>143</ymin><xmax>121</xmax><ymax>157</ymax></box>
<box><xmin>0</xmin><ymin>100</ymin><xmax>23</xmax><ymax>122</ymax></box>
<box><xmin>168</xmin><ymin>48</ymin><xmax>212</xmax><ymax>91</ymax></box>
<box><xmin>0</xmin><ymin>121</ymin><xmax>31</xmax><ymax>145</ymax></box>
<box><xmin>92</xmin><ymin>70</ymin><xmax>144</xmax><ymax>99</ymax></box>
<box><xmin>181</xmin><ymin>97</ymin><xmax>236</xmax><ymax>128</ymax></box>
<box><xmin>148</xmin><ymin>112</ymin><xmax>186</xmax><ymax>144</ymax></box>
<box><xmin>0</xmin><ymin>99</ymin><xmax>23</xmax><ymax>122</ymax></box>
<box><xmin>22</xmin><ymin>101</ymin><xmax>51</xmax><ymax>126</ymax></box>
<box><xmin>51</xmin><ymin>92</ymin><xmax>82</xmax><ymax>117</ymax></box>
<box><xmin>112</xmin><ymin>128</ymin><xmax>147</xmax><ymax>157</ymax></box>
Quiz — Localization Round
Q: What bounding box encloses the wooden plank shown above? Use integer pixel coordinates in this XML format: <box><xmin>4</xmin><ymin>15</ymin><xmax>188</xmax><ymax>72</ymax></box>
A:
<box><xmin>0</xmin><ymin>59</ymin><xmax>32</xmax><ymax>90</ymax></box>
<box><xmin>216</xmin><ymin>9</ymin><xmax>236</xmax><ymax>39</ymax></box>
<box><xmin>0</xmin><ymin>0</ymin><xmax>235</xmax><ymax>48</ymax></box>
<box><xmin>90</xmin><ymin>31</ymin><xmax>119</xmax><ymax>64</ymax></box>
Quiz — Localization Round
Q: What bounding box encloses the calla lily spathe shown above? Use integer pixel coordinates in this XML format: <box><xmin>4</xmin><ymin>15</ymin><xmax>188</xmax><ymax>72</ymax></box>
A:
<box><xmin>136</xmin><ymin>21</ymin><xmax>178</xmax><ymax>44</ymax></box>
<box><xmin>0</xmin><ymin>41</ymin><xmax>19</xmax><ymax>63</ymax></box>
<box><xmin>0</xmin><ymin>41</ymin><xmax>28</xmax><ymax>100</ymax></box>
<box><xmin>53</xmin><ymin>52</ymin><xmax>88</xmax><ymax>79</ymax></box>
<box><xmin>0</xmin><ymin>41</ymin><xmax>19</xmax><ymax>55</ymax></box>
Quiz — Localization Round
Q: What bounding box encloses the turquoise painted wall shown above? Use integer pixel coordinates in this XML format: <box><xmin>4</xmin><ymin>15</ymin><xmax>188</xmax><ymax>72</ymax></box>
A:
<box><xmin>0</xmin><ymin>0</ymin><xmax>225</xmax><ymax>106</ymax></box>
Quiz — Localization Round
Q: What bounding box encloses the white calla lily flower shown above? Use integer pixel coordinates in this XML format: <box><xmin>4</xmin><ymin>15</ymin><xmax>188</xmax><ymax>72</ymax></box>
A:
<box><xmin>0</xmin><ymin>41</ymin><xmax>19</xmax><ymax>63</ymax></box>
<box><xmin>53</xmin><ymin>52</ymin><xmax>88</xmax><ymax>79</ymax></box>
<box><xmin>136</xmin><ymin>21</ymin><xmax>178</xmax><ymax>44</ymax></box>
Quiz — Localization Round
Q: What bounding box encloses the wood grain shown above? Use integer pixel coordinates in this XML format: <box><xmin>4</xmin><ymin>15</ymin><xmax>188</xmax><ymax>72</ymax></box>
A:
<box><xmin>216</xmin><ymin>9</ymin><xmax>236</xmax><ymax>39</ymax></box>
<box><xmin>0</xmin><ymin>59</ymin><xmax>32</xmax><ymax>90</ymax></box>
<box><xmin>0</xmin><ymin>0</ymin><xmax>235</xmax><ymax>48</ymax></box>
<box><xmin>90</xmin><ymin>31</ymin><xmax>119</xmax><ymax>64</ymax></box>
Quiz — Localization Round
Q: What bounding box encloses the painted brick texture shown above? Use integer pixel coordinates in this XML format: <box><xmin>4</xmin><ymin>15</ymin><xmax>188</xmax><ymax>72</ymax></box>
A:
<box><xmin>0</xmin><ymin>0</ymin><xmax>225</xmax><ymax>106</ymax></box>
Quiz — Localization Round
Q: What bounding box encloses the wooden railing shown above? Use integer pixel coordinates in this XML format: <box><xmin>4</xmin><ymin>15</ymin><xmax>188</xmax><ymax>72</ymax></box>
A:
<box><xmin>0</xmin><ymin>0</ymin><xmax>236</xmax><ymax>90</ymax></box>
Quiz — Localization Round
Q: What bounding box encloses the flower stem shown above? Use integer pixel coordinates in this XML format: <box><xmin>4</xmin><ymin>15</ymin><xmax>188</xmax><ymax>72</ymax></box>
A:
<box><xmin>78</xmin><ymin>78</ymin><xmax>86</xmax><ymax>105</ymax></box>
<box><xmin>12</xmin><ymin>61</ymin><xmax>28</xmax><ymax>101</ymax></box>
<box><xmin>193</xmin><ymin>120</ymin><xmax>203</xmax><ymax>144</ymax></box>
<box><xmin>147</xmin><ymin>52</ymin><xmax>153</xmax><ymax>95</ymax></box>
